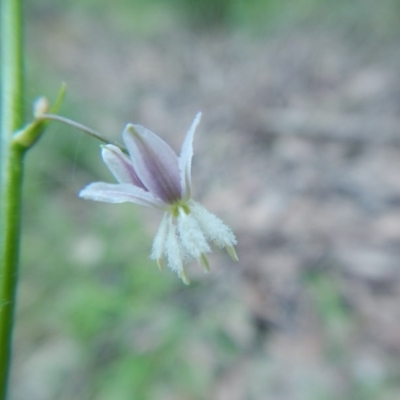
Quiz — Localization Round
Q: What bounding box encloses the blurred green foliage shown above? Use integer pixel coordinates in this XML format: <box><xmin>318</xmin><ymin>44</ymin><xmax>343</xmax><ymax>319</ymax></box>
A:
<box><xmin>28</xmin><ymin>0</ymin><xmax>400</xmax><ymax>35</ymax></box>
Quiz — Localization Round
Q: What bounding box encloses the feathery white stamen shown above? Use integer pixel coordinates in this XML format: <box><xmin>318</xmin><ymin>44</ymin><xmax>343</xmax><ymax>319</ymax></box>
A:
<box><xmin>189</xmin><ymin>201</ymin><xmax>237</xmax><ymax>248</ymax></box>
<box><xmin>177</xmin><ymin>208</ymin><xmax>211</xmax><ymax>262</ymax></box>
<box><xmin>151</xmin><ymin>213</ymin><xmax>169</xmax><ymax>270</ymax></box>
<box><xmin>164</xmin><ymin>216</ymin><xmax>189</xmax><ymax>284</ymax></box>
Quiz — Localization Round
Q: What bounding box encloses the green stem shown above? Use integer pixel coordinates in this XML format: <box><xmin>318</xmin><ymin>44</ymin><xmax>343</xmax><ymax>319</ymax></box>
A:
<box><xmin>0</xmin><ymin>0</ymin><xmax>25</xmax><ymax>397</ymax></box>
<box><xmin>0</xmin><ymin>146</ymin><xmax>25</xmax><ymax>399</ymax></box>
<box><xmin>39</xmin><ymin>113</ymin><xmax>126</xmax><ymax>151</ymax></box>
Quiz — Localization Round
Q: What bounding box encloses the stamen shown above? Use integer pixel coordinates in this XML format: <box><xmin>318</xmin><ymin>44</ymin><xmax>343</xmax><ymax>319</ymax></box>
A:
<box><xmin>200</xmin><ymin>253</ymin><xmax>210</xmax><ymax>272</ymax></box>
<box><xmin>180</xmin><ymin>267</ymin><xmax>190</xmax><ymax>285</ymax></box>
<box><xmin>156</xmin><ymin>258</ymin><xmax>165</xmax><ymax>271</ymax></box>
<box><xmin>226</xmin><ymin>246</ymin><xmax>239</xmax><ymax>262</ymax></box>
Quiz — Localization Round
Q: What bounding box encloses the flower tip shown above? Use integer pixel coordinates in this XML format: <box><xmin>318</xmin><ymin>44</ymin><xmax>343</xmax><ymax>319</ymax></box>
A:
<box><xmin>123</xmin><ymin>123</ymin><xmax>139</xmax><ymax>139</ymax></box>
<box><xmin>33</xmin><ymin>97</ymin><xmax>50</xmax><ymax>118</ymax></box>
<box><xmin>100</xmin><ymin>143</ymin><xmax>119</xmax><ymax>158</ymax></box>
<box><xmin>180</xmin><ymin>268</ymin><xmax>191</xmax><ymax>285</ymax></box>
<box><xmin>226</xmin><ymin>246</ymin><xmax>239</xmax><ymax>262</ymax></box>
<box><xmin>156</xmin><ymin>258</ymin><xmax>165</xmax><ymax>271</ymax></box>
<box><xmin>78</xmin><ymin>187</ymin><xmax>88</xmax><ymax>199</ymax></box>
<box><xmin>200</xmin><ymin>253</ymin><xmax>210</xmax><ymax>273</ymax></box>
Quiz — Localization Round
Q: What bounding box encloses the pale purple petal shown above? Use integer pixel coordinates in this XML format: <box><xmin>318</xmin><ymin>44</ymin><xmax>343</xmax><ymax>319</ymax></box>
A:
<box><xmin>179</xmin><ymin>112</ymin><xmax>201</xmax><ymax>200</ymax></box>
<box><xmin>79</xmin><ymin>182</ymin><xmax>165</xmax><ymax>208</ymax></box>
<box><xmin>123</xmin><ymin>124</ymin><xmax>182</xmax><ymax>204</ymax></box>
<box><xmin>101</xmin><ymin>145</ymin><xmax>146</xmax><ymax>189</ymax></box>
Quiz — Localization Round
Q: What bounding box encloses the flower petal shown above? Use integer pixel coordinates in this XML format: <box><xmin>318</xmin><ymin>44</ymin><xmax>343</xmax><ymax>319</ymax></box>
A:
<box><xmin>79</xmin><ymin>182</ymin><xmax>165</xmax><ymax>208</ymax></box>
<box><xmin>179</xmin><ymin>112</ymin><xmax>201</xmax><ymax>200</ymax></box>
<box><xmin>123</xmin><ymin>124</ymin><xmax>182</xmax><ymax>204</ymax></box>
<box><xmin>101</xmin><ymin>145</ymin><xmax>146</xmax><ymax>189</ymax></box>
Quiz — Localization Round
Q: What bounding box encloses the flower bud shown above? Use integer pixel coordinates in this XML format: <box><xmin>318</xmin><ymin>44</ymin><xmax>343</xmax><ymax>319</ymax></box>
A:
<box><xmin>33</xmin><ymin>96</ymin><xmax>50</xmax><ymax>118</ymax></box>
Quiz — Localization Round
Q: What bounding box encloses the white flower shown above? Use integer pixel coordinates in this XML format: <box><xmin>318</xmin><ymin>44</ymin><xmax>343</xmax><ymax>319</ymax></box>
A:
<box><xmin>79</xmin><ymin>113</ymin><xmax>238</xmax><ymax>284</ymax></box>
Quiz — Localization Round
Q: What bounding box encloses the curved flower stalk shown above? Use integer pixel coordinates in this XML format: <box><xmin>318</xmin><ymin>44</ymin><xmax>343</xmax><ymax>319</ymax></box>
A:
<box><xmin>80</xmin><ymin>113</ymin><xmax>238</xmax><ymax>284</ymax></box>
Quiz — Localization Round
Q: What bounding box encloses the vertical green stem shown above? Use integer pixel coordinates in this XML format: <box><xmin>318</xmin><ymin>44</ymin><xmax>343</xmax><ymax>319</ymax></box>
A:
<box><xmin>0</xmin><ymin>147</ymin><xmax>25</xmax><ymax>400</ymax></box>
<box><xmin>0</xmin><ymin>0</ymin><xmax>25</xmax><ymax>398</ymax></box>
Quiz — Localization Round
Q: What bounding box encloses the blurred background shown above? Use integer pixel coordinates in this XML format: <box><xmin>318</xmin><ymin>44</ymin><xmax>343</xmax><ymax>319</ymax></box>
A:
<box><xmin>10</xmin><ymin>0</ymin><xmax>400</xmax><ymax>399</ymax></box>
